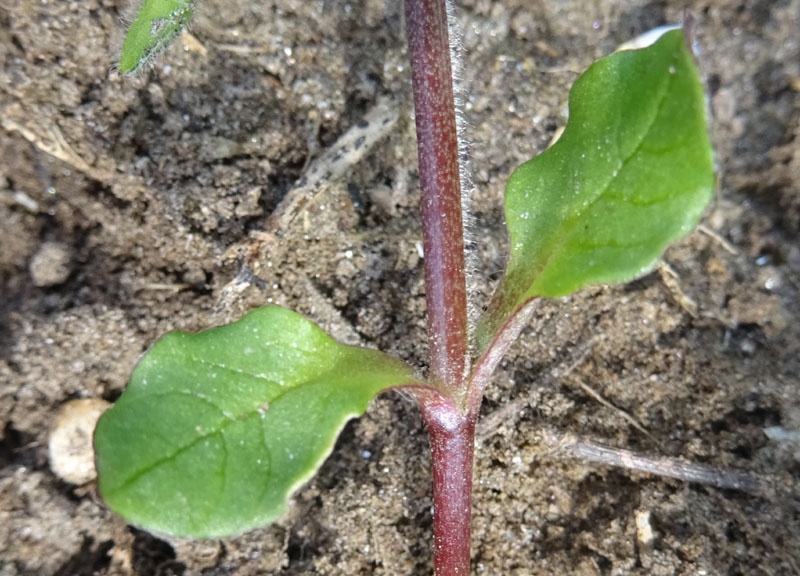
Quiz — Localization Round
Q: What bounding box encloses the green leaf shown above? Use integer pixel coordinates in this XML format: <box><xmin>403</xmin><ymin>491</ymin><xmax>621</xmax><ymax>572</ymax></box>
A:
<box><xmin>477</xmin><ymin>30</ymin><xmax>713</xmax><ymax>349</ymax></box>
<box><xmin>95</xmin><ymin>306</ymin><xmax>423</xmax><ymax>538</ymax></box>
<box><xmin>119</xmin><ymin>0</ymin><xmax>196</xmax><ymax>74</ymax></box>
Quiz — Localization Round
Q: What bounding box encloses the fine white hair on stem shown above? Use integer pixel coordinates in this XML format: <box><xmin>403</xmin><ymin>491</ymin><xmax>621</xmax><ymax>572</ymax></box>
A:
<box><xmin>446</xmin><ymin>0</ymin><xmax>480</xmax><ymax>343</ymax></box>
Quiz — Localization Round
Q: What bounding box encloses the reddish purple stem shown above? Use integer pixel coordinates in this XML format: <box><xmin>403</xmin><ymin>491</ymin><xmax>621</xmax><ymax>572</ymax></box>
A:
<box><xmin>421</xmin><ymin>402</ymin><xmax>475</xmax><ymax>576</ymax></box>
<box><xmin>404</xmin><ymin>0</ymin><xmax>476</xmax><ymax>574</ymax></box>
<box><xmin>405</xmin><ymin>0</ymin><xmax>469</xmax><ymax>396</ymax></box>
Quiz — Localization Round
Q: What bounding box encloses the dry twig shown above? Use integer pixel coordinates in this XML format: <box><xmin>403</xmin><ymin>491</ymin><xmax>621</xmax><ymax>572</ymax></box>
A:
<box><xmin>3</xmin><ymin>115</ymin><xmax>97</xmax><ymax>179</ymax></box>
<box><xmin>541</xmin><ymin>427</ymin><xmax>764</xmax><ymax>495</ymax></box>
<box><xmin>476</xmin><ymin>336</ymin><xmax>763</xmax><ymax>495</ymax></box>
<box><xmin>216</xmin><ymin>97</ymin><xmax>400</xmax><ymax>311</ymax></box>
<box><xmin>476</xmin><ymin>338</ymin><xmax>595</xmax><ymax>441</ymax></box>
<box><xmin>658</xmin><ymin>260</ymin><xmax>699</xmax><ymax>317</ymax></box>
<box><xmin>697</xmin><ymin>223</ymin><xmax>738</xmax><ymax>255</ymax></box>
<box><xmin>576</xmin><ymin>379</ymin><xmax>661</xmax><ymax>447</ymax></box>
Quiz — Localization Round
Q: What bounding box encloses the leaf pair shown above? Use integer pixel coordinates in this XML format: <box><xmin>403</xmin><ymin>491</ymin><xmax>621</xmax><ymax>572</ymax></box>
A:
<box><xmin>95</xmin><ymin>29</ymin><xmax>713</xmax><ymax>538</ymax></box>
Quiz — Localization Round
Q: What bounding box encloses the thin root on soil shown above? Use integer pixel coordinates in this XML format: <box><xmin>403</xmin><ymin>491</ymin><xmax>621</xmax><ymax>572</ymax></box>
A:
<box><xmin>543</xmin><ymin>427</ymin><xmax>765</xmax><ymax>495</ymax></box>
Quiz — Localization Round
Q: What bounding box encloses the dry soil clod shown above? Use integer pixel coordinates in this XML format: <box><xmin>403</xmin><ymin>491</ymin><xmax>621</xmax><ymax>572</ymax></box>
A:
<box><xmin>29</xmin><ymin>241</ymin><xmax>73</xmax><ymax>287</ymax></box>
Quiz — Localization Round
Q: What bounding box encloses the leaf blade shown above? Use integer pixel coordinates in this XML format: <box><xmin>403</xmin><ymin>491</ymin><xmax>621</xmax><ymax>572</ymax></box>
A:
<box><xmin>95</xmin><ymin>306</ymin><xmax>423</xmax><ymax>537</ymax></box>
<box><xmin>477</xmin><ymin>30</ymin><xmax>713</xmax><ymax>349</ymax></box>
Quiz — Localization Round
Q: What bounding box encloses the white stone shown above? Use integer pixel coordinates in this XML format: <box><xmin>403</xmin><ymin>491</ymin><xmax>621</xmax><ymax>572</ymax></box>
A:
<box><xmin>48</xmin><ymin>398</ymin><xmax>111</xmax><ymax>485</ymax></box>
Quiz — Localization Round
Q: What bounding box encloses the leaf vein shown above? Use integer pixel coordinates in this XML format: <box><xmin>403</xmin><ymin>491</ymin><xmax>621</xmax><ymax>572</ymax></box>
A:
<box><xmin>186</xmin><ymin>355</ymin><xmax>284</xmax><ymax>386</ymax></box>
<box><xmin>531</xmin><ymin>55</ymin><xmax>678</xmax><ymax>284</ymax></box>
<box><xmin>107</xmin><ymin>372</ymin><xmax>324</xmax><ymax>499</ymax></box>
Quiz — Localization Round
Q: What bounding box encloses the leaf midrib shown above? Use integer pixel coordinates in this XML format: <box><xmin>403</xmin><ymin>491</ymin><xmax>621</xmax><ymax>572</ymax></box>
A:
<box><xmin>523</xmin><ymin>50</ymin><xmax>678</xmax><ymax>297</ymax></box>
<box><xmin>105</xmin><ymin>354</ymin><xmax>312</xmax><ymax>499</ymax></box>
<box><xmin>104</xmin><ymin>355</ymin><xmax>384</xmax><ymax>516</ymax></box>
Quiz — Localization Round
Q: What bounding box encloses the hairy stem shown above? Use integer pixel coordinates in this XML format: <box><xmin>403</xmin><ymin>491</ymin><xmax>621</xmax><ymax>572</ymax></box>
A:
<box><xmin>405</xmin><ymin>0</ymin><xmax>469</xmax><ymax>397</ymax></box>
<box><xmin>405</xmin><ymin>1</ymin><xmax>474</xmax><ymax>573</ymax></box>
<box><xmin>418</xmin><ymin>397</ymin><xmax>475</xmax><ymax>576</ymax></box>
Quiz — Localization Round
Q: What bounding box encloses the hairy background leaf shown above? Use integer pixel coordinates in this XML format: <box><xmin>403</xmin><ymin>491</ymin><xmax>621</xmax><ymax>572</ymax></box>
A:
<box><xmin>95</xmin><ymin>306</ymin><xmax>423</xmax><ymax>538</ymax></box>
<box><xmin>477</xmin><ymin>30</ymin><xmax>713</xmax><ymax>349</ymax></box>
<box><xmin>119</xmin><ymin>0</ymin><xmax>195</xmax><ymax>73</ymax></box>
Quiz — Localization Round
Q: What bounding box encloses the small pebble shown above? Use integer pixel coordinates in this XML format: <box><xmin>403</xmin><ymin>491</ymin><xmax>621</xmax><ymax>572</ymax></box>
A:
<box><xmin>635</xmin><ymin>509</ymin><xmax>655</xmax><ymax>549</ymax></box>
<box><xmin>367</xmin><ymin>184</ymin><xmax>394</xmax><ymax>215</ymax></box>
<box><xmin>48</xmin><ymin>398</ymin><xmax>111</xmax><ymax>485</ymax></box>
<box><xmin>30</xmin><ymin>242</ymin><xmax>72</xmax><ymax>287</ymax></box>
<box><xmin>183</xmin><ymin>262</ymin><xmax>206</xmax><ymax>286</ymax></box>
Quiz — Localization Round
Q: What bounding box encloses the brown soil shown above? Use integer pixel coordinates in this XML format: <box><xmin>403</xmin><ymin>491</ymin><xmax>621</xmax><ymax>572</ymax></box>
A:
<box><xmin>2</xmin><ymin>0</ymin><xmax>799</xmax><ymax>574</ymax></box>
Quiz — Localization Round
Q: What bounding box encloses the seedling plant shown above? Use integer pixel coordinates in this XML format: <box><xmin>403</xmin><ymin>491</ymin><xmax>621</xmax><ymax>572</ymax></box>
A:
<box><xmin>95</xmin><ymin>1</ymin><xmax>714</xmax><ymax>574</ymax></box>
